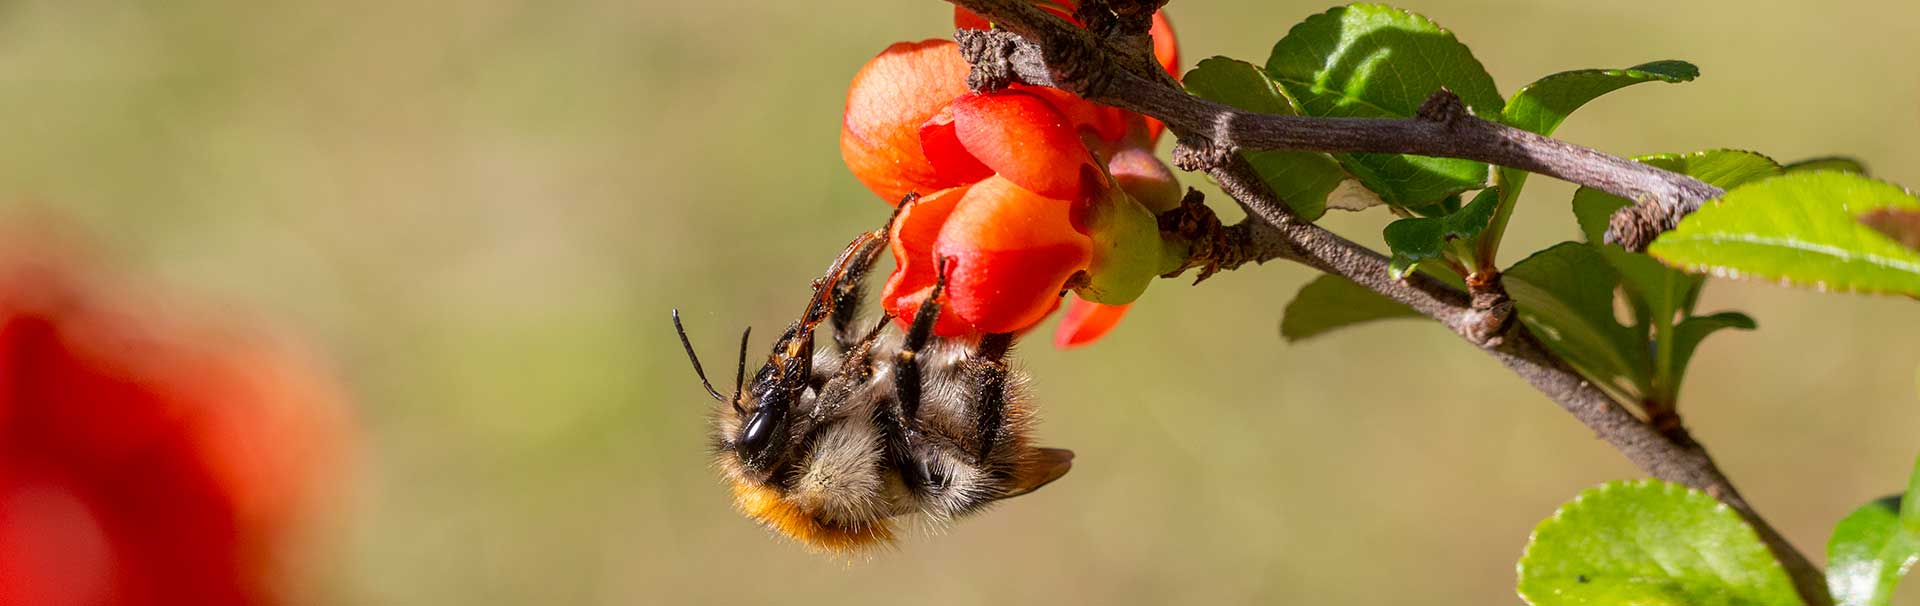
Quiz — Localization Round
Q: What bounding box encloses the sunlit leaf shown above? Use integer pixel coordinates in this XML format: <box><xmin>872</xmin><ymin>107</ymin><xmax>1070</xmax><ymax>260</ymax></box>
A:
<box><xmin>1265</xmin><ymin>3</ymin><xmax>1502</xmax><ymax>206</ymax></box>
<box><xmin>1649</xmin><ymin>172</ymin><xmax>1920</xmax><ymax>296</ymax></box>
<box><xmin>1518</xmin><ymin>480</ymin><xmax>1800</xmax><ymax>606</ymax></box>
<box><xmin>1828</xmin><ymin>453</ymin><xmax>1920</xmax><ymax>606</ymax></box>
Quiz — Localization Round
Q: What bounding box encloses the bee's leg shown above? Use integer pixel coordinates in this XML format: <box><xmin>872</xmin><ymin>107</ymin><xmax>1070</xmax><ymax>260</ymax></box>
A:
<box><xmin>877</xmin><ymin>255</ymin><xmax>950</xmax><ymax>494</ymax></box>
<box><xmin>966</xmin><ymin>332</ymin><xmax>1015</xmax><ymax>465</ymax></box>
<box><xmin>829</xmin><ymin>197</ymin><xmax>911</xmax><ymax>352</ymax></box>
<box><xmin>828</xmin><ymin>233</ymin><xmax>887</xmax><ymax>352</ymax></box>
<box><xmin>871</xmin><ymin>395</ymin><xmax>928</xmax><ymax>493</ymax></box>
<box><xmin>893</xmin><ymin>257</ymin><xmax>950</xmax><ymax>422</ymax></box>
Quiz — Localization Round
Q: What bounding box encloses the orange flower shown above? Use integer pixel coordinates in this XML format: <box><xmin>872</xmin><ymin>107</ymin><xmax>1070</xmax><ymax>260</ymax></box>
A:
<box><xmin>0</xmin><ymin>240</ymin><xmax>350</xmax><ymax>606</ymax></box>
<box><xmin>839</xmin><ymin>5</ymin><xmax>1181</xmax><ymax>346</ymax></box>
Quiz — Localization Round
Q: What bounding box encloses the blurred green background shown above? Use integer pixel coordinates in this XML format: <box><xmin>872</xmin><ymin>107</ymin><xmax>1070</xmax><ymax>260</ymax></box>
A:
<box><xmin>0</xmin><ymin>0</ymin><xmax>1915</xmax><ymax>603</ymax></box>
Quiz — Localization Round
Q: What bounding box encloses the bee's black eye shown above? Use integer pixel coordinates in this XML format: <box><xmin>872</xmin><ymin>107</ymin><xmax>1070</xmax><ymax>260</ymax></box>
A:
<box><xmin>737</xmin><ymin>406</ymin><xmax>783</xmax><ymax>462</ymax></box>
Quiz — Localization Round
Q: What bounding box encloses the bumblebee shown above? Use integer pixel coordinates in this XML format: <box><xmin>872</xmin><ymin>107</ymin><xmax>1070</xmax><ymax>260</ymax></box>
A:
<box><xmin>674</xmin><ymin>213</ymin><xmax>1072</xmax><ymax>552</ymax></box>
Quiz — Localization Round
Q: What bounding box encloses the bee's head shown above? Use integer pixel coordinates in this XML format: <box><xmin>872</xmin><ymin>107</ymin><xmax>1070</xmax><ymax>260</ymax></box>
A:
<box><xmin>674</xmin><ymin>310</ymin><xmax>807</xmax><ymax>479</ymax></box>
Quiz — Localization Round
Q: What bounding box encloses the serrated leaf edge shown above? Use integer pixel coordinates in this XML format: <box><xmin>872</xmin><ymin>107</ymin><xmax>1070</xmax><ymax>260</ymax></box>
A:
<box><xmin>1507</xmin><ymin>61</ymin><xmax>1700</xmax><ymax>102</ymax></box>
<box><xmin>1517</xmin><ymin>479</ymin><xmax>1794</xmax><ymax>600</ymax></box>
<box><xmin>1650</xmin><ymin>172</ymin><xmax>1920</xmax><ymax>295</ymax></box>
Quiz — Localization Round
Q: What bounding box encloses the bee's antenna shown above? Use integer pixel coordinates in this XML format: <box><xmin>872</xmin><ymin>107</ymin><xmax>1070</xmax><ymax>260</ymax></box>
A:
<box><xmin>733</xmin><ymin>326</ymin><xmax>751</xmax><ymax>415</ymax></box>
<box><xmin>672</xmin><ymin>309</ymin><xmax>725</xmax><ymax>403</ymax></box>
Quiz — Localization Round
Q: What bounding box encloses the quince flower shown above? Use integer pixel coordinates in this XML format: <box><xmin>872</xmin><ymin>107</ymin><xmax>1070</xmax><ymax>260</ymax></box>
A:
<box><xmin>839</xmin><ymin>5</ymin><xmax>1180</xmax><ymax>346</ymax></box>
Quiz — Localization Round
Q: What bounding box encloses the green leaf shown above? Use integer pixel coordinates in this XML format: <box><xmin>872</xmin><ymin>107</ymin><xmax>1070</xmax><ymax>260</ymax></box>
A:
<box><xmin>1243</xmin><ymin>154</ymin><xmax>1343</xmax><ymax>220</ymax></box>
<box><xmin>1279</xmin><ymin>275</ymin><xmax>1422</xmax><ymax>341</ymax></box>
<box><xmin>1648</xmin><ymin>171</ymin><xmax>1920</xmax><ymax>296</ymax></box>
<box><xmin>1501</xmin><ymin>61</ymin><xmax>1698</xmax><ymax>137</ymax></box>
<box><xmin>1785</xmin><ymin>156</ymin><xmax>1870</xmax><ymax>175</ymax></box>
<box><xmin>1448</xmin><ymin>187</ymin><xmax>1501</xmax><ymax>238</ymax></box>
<box><xmin>1265</xmin><ymin>4</ymin><xmax>1503</xmax><ymax>207</ymax></box>
<box><xmin>1184</xmin><ymin>56</ymin><xmax>1294</xmax><ymax>115</ymax></box>
<box><xmin>1382</xmin><ymin>188</ymin><xmax>1499</xmax><ymax>264</ymax></box>
<box><xmin>1505</xmin><ymin>243</ymin><xmax>1648</xmax><ymax>403</ymax></box>
<box><xmin>1666</xmin><ymin>311</ymin><xmax>1756</xmax><ymax>397</ymax></box>
<box><xmin>1574</xmin><ymin>192</ymin><xmax>1632</xmax><ymax>244</ymax></box>
<box><xmin>1384</xmin><ymin>216</ymin><xmax>1446</xmax><ymax>261</ymax></box>
<box><xmin>1828</xmin><ymin>453</ymin><xmax>1920</xmax><ymax>606</ymax></box>
<box><xmin>1518</xmin><ymin>480</ymin><xmax>1801</xmax><ymax>606</ymax></box>
<box><xmin>1183</xmin><ymin>56</ymin><xmax>1343</xmax><ymax>220</ymax></box>
<box><xmin>1602</xmin><ymin>247</ymin><xmax>1695</xmax><ymax>324</ymax></box>
<box><xmin>1407</xmin><ymin>192</ymin><xmax>1464</xmax><ymax>217</ymax></box>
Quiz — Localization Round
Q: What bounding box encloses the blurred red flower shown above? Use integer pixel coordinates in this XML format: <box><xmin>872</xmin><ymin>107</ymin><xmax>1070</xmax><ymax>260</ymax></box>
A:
<box><xmin>0</xmin><ymin>238</ymin><xmax>351</xmax><ymax>606</ymax></box>
<box><xmin>839</xmin><ymin>3</ymin><xmax>1182</xmax><ymax>346</ymax></box>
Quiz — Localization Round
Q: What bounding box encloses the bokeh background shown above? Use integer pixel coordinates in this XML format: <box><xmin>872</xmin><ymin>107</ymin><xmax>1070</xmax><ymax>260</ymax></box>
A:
<box><xmin>0</xmin><ymin>0</ymin><xmax>1915</xmax><ymax>603</ymax></box>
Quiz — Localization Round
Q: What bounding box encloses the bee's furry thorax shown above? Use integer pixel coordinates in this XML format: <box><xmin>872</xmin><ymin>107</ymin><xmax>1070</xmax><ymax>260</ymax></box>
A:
<box><xmin>699</xmin><ymin>224</ymin><xmax>1072</xmax><ymax>553</ymax></box>
<box><xmin>713</xmin><ymin>329</ymin><xmax>1058</xmax><ymax>552</ymax></box>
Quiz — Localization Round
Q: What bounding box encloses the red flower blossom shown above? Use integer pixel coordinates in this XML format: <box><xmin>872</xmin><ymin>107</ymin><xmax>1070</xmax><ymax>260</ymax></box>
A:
<box><xmin>0</xmin><ymin>240</ymin><xmax>351</xmax><ymax>606</ymax></box>
<box><xmin>840</xmin><ymin>5</ymin><xmax>1182</xmax><ymax>346</ymax></box>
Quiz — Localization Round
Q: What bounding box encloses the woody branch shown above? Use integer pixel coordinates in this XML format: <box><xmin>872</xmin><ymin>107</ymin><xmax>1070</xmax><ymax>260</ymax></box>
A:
<box><xmin>941</xmin><ymin>0</ymin><xmax>1829</xmax><ymax>604</ymax></box>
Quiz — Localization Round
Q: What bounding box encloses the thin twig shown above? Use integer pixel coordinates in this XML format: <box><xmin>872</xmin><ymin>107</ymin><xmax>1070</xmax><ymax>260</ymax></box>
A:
<box><xmin>943</xmin><ymin>0</ymin><xmax>1829</xmax><ymax>603</ymax></box>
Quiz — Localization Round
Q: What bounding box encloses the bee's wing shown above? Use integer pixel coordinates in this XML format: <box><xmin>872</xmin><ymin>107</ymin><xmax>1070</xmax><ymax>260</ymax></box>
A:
<box><xmin>999</xmin><ymin>447</ymin><xmax>1074</xmax><ymax>499</ymax></box>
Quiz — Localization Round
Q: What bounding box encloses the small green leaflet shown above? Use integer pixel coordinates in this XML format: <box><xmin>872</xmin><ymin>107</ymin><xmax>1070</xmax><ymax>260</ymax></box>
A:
<box><xmin>1384</xmin><ymin>187</ymin><xmax>1498</xmax><ymax>272</ymax></box>
<box><xmin>1518</xmin><ymin>480</ymin><xmax>1799</xmax><ymax>606</ymax></box>
<box><xmin>1501</xmin><ymin>61</ymin><xmax>1699</xmax><ymax>137</ymax></box>
<box><xmin>1827</xmin><ymin>452</ymin><xmax>1920</xmax><ymax>606</ymax></box>
<box><xmin>1182</xmin><ymin>57</ymin><xmax>1342</xmax><ymax>220</ymax></box>
<box><xmin>1265</xmin><ymin>3</ymin><xmax>1502</xmax><ymax>207</ymax></box>
<box><xmin>1649</xmin><ymin>171</ymin><xmax>1920</xmax><ymax>296</ymax></box>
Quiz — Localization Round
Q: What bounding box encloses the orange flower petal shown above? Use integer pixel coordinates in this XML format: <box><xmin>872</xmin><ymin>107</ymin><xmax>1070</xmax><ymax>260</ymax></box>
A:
<box><xmin>1053</xmin><ymin>297</ymin><xmax>1129</xmax><ymax>348</ymax></box>
<box><xmin>918</xmin><ymin>107</ymin><xmax>995</xmax><ymax>185</ymax></box>
<box><xmin>1007</xmin><ymin>84</ymin><xmax>1130</xmax><ymax>153</ymax></box>
<box><xmin>840</xmin><ymin>40</ymin><xmax>973</xmax><ymax>205</ymax></box>
<box><xmin>934</xmin><ymin>176</ymin><xmax>1093</xmax><ymax>334</ymax></box>
<box><xmin>951</xmin><ymin>91</ymin><xmax>1100</xmax><ymax>202</ymax></box>
<box><xmin>882</xmin><ymin>186</ymin><xmax>976</xmax><ymax>337</ymax></box>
